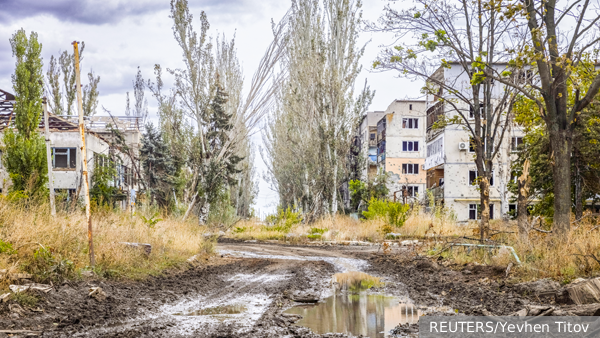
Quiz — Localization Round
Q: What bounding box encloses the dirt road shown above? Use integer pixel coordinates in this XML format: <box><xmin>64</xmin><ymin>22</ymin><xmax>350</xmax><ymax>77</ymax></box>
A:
<box><xmin>0</xmin><ymin>241</ymin><xmax>535</xmax><ymax>337</ymax></box>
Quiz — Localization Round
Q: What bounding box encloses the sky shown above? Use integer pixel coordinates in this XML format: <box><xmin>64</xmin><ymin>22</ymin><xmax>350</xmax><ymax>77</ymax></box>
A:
<box><xmin>0</xmin><ymin>0</ymin><xmax>423</xmax><ymax>216</ymax></box>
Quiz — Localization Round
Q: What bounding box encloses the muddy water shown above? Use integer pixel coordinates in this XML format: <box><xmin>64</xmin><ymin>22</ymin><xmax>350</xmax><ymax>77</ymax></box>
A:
<box><xmin>285</xmin><ymin>293</ymin><xmax>420</xmax><ymax>338</ymax></box>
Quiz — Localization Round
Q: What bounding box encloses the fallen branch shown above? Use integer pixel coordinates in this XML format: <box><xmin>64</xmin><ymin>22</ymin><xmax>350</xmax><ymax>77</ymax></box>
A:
<box><xmin>531</xmin><ymin>227</ymin><xmax>552</xmax><ymax>233</ymax></box>
<box><xmin>0</xmin><ymin>330</ymin><xmax>41</xmax><ymax>335</ymax></box>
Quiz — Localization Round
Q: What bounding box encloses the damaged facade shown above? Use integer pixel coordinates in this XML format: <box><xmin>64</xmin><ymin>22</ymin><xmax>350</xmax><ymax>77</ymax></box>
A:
<box><xmin>0</xmin><ymin>89</ymin><xmax>141</xmax><ymax>207</ymax></box>
<box><xmin>350</xmin><ymin>64</ymin><xmax>524</xmax><ymax>222</ymax></box>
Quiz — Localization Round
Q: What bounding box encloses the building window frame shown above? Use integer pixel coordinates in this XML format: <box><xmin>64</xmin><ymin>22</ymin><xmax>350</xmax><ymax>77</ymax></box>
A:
<box><xmin>402</xmin><ymin>163</ymin><xmax>419</xmax><ymax>175</ymax></box>
<box><xmin>402</xmin><ymin>118</ymin><xmax>419</xmax><ymax>129</ymax></box>
<box><xmin>469</xmin><ymin>170</ymin><xmax>494</xmax><ymax>186</ymax></box>
<box><xmin>469</xmin><ymin>204</ymin><xmax>494</xmax><ymax>220</ymax></box>
<box><xmin>402</xmin><ymin>185</ymin><xmax>419</xmax><ymax>197</ymax></box>
<box><xmin>402</xmin><ymin>141</ymin><xmax>419</xmax><ymax>152</ymax></box>
<box><xmin>52</xmin><ymin>147</ymin><xmax>77</xmax><ymax>169</ymax></box>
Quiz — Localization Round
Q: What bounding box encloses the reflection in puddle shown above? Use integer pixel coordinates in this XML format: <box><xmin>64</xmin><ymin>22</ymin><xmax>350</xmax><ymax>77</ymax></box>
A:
<box><xmin>174</xmin><ymin>304</ymin><xmax>247</xmax><ymax>316</ymax></box>
<box><xmin>285</xmin><ymin>293</ymin><xmax>420</xmax><ymax>338</ymax></box>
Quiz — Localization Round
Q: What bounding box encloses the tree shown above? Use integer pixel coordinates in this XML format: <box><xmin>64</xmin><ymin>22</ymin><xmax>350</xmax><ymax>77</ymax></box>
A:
<box><xmin>2</xmin><ymin>29</ymin><xmax>48</xmax><ymax>196</ymax></box>
<box><xmin>162</xmin><ymin>0</ymin><xmax>287</xmax><ymax>224</ymax></box>
<box><xmin>140</xmin><ymin>123</ymin><xmax>177</xmax><ymax>208</ymax></box>
<box><xmin>46</xmin><ymin>44</ymin><xmax>100</xmax><ymax>117</ymax></box>
<box><xmin>264</xmin><ymin>0</ymin><xmax>372</xmax><ymax>219</ymax></box>
<box><xmin>371</xmin><ymin>0</ymin><xmax>518</xmax><ymax>240</ymax></box>
<box><xmin>479</xmin><ymin>0</ymin><xmax>600</xmax><ymax>236</ymax></box>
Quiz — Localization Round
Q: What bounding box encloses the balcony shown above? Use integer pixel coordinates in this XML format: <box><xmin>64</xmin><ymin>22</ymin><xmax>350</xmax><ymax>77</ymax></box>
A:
<box><xmin>426</xmin><ymin>101</ymin><xmax>444</xmax><ymax>131</ymax></box>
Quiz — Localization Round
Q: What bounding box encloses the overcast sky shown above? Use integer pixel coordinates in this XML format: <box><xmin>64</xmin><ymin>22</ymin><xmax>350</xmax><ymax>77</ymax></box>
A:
<box><xmin>0</xmin><ymin>0</ymin><xmax>422</xmax><ymax>216</ymax></box>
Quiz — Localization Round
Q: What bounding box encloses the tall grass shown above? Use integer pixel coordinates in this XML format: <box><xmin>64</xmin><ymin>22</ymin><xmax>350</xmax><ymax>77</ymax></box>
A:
<box><xmin>230</xmin><ymin>209</ymin><xmax>600</xmax><ymax>282</ymax></box>
<box><xmin>0</xmin><ymin>198</ymin><xmax>212</xmax><ymax>284</ymax></box>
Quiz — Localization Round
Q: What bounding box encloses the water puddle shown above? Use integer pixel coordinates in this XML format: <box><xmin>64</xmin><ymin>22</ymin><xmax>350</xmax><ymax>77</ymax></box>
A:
<box><xmin>285</xmin><ymin>293</ymin><xmax>420</xmax><ymax>337</ymax></box>
<box><xmin>174</xmin><ymin>304</ymin><xmax>247</xmax><ymax>316</ymax></box>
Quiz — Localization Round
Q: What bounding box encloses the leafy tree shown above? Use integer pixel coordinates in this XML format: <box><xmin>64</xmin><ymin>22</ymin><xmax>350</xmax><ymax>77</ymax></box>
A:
<box><xmin>140</xmin><ymin>123</ymin><xmax>177</xmax><ymax>209</ymax></box>
<box><xmin>349</xmin><ymin>172</ymin><xmax>389</xmax><ymax>211</ymax></box>
<box><xmin>2</xmin><ymin>29</ymin><xmax>47</xmax><ymax>196</ymax></box>
<box><xmin>265</xmin><ymin>0</ymin><xmax>373</xmax><ymax>218</ymax></box>
<box><xmin>46</xmin><ymin>43</ymin><xmax>100</xmax><ymax>116</ymax></box>
<box><xmin>90</xmin><ymin>154</ymin><xmax>121</xmax><ymax>206</ymax></box>
<box><xmin>481</xmin><ymin>0</ymin><xmax>600</xmax><ymax>236</ymax></box>
<box><xmin>370</xmin><ymin>0</ymin><xmax>518</xmax><ymax>240</ymax></box>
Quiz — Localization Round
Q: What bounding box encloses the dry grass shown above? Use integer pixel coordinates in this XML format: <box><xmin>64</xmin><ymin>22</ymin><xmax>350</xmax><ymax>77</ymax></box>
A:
<box><xmin>332</xmin><ymin>271</ymin><xmax>383</xmax><ymax>292</ymax></box>
<box><xmin>229</xmin><ymin>209</ymin><xmax>600</xmax><ymax>283</ymax></box>
<box><xmin>0</xmin><ymin>198</ymin><xmax>212</xmax><ymax>284</ymax></box>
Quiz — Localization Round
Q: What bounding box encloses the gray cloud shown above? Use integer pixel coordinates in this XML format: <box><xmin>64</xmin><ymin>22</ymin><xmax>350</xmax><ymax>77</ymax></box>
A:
<box><xmin>0</xmin><ymin>0</ymin><xmax>166</xmax><ymax>25</ymax></box>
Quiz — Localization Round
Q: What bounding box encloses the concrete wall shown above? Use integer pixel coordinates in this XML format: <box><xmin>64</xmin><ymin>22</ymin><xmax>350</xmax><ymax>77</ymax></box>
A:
<box><xmin>424</xmin><ymin>64</ymin><xmax>525</xmax><ymax>221</ymax></box>
<box><xmin>379</xmin><ymin>100</ymin><xmax>427</xmax><ymax>200</ymax></box>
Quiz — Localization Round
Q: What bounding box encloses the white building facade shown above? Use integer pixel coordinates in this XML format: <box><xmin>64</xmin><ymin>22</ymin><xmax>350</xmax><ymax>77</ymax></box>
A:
<box><xmin>424</xmin><ymin>64</ymin><xmax>525</xmax><ymax>222</ymax></box>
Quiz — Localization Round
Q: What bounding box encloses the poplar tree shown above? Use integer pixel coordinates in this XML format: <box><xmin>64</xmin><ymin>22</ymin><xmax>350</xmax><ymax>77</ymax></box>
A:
<box><xmin>2</xmin><ymin>29</ymin><xmax>47</xmax><ymax>196</ymax></box>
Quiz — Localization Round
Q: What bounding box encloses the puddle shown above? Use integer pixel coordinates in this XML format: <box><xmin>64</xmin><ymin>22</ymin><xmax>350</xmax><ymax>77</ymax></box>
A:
<box><xmin>174</xmin><ymin>304</ymin><xmax>247</xmax><ymax>316</ymax></box>
<box><xmin>285</xmin><ymin>293</ymin><xmax>421</xmax><ymax>338</ymax></box>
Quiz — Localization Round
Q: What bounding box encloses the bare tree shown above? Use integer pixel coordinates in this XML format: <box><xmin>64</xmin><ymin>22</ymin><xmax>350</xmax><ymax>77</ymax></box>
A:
<box><xmin>370</xmin><ymin>0</ymin><xmax>519</xmax><ymax>240</ymax></box>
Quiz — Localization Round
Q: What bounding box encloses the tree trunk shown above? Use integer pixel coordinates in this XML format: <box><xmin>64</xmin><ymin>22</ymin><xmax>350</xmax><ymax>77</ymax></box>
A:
<box><xmin>331</xmin><ymin>159</ymin><xmax>338</xmax><ymax>214</ymax></box>
<box><xmin>479</xmin><ymin>177</ymin><xmax>491</xmax><ymax>242</ymax></box>
<box><xmin>517</xmin><ymin>159</ymin><xmax>531</xmax><ymax>241</ymax></box>
<box><xmin>182</xmin><ymin>192</ymin><xmax>198</xmax><ymax>221</ymax></box>
<box><xmin>550</xmin><ymin>129</ymin><xmax>572</xmax><ymax>236</ymax></box>
<box><xmin>198</xmin><ymin>201</ymin><xmax>210</xmax><ymax>225</ymax></box>
<box><xmin>574</xmin><ymin>157</ymin><xmax>583</xmax><ymax>221</ymax></box>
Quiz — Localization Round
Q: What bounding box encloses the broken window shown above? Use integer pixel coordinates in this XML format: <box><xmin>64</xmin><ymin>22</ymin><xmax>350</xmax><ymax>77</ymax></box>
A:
<box><xmin>511</xmin><ymin>136</ymin><xmax>524</xmax><ymax>151</ymax></box>
<box><xmin>402</xmin><ymin>163</ymin><xmax>419</xmax><ymax>175</ymax></box>
<box><xmin>402</xmin><ymin>118</ymin><xmax>419</xmax><ymax>129</ymax></box>
<box><xmin>53</xmin><ymin>148</ymin><xmax>76</xmax><ymax>169</ymax></box>
<box><xmin>469</xmin><ymin>103</ymin><xmax>486</xmax><ymax>119</ymax></box>
<box><xmin>402</xmin><ymin>141</ymin><xmax>419</xmax><ymax>152</ymax></box>
<box><xmin>409</xmin><ymin>104</ymin><xmax>413</xmax><ymax>110</ymax></box>
<box><xmin>469</xmin><ymin>204</ymin><xmax>494</xmax><ymax>220</ymax></box>
<box><xmin>402</xmin><ymin>185</ymin><xmax>419</xmax><ymax>197</ymax></box>
<box><xmin>469</xmin><ymin>170</ymin><xmax>494</xmax><ymax>186</ymax></box>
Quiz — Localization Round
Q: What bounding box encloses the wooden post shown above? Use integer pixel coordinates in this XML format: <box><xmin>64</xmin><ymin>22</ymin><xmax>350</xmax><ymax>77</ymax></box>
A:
<box><xmin>42</xmin><ymin>97</ymin><xmax>56</xmax><ymax>216</ymax></box>
<box><xmin>73</xmin><ymin>41</ymin><xmax>95</xmax><ymax>267</ymax></box>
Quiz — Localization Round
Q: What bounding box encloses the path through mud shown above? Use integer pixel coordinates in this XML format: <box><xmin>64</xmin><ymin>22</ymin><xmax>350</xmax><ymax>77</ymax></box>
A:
<box><xmin>0</xmin><ymin>241</ymin><xmax>536</xmax><ymax>337</ymax></box>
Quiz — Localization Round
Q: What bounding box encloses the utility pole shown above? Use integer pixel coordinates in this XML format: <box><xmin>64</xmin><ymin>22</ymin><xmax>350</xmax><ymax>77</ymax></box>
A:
<box><xmin>43</xmin><ymin>97</ymin><xmax>56</xmax><ymax>216</ymax></box>
<box><xmin>73</xmin><ymin>41</ymin><xmax>95</xmax><ymax>267</ymax></box>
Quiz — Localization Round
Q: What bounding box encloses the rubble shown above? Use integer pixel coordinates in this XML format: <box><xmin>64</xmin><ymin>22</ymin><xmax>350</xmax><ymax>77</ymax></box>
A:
<box><xmin>9</xmin><ymin>283</ymin><xmax>53</xmax><ymax>293</ymax></box>
<box><xmin>89</xmin><ymin>287</ymin><xmax>107</xmax><ymax>302</ymax></box>
<box><xmin>564</xmin><ymin>277</ymin><xmax>600</xmax><ymax>305</ymax></box>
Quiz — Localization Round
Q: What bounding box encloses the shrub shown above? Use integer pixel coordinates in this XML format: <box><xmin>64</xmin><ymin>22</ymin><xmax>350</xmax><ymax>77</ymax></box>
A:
<box><xmin>265</xmin><ymin>206</ymin><xmax>302</xmax><ymax>233</ymax></box>
<box><xmin>25</xmin><ymin>246</ymin><xmax>74</xmax><ymax>283</ymax></box>
<box><xmin>363</xmin><ymin>197</ymin><xmax>410</xmax><ymax>228</ymax></box>
<box><xmin>0</xmin><ymin>239</ymin><xmax>15</xmax><ymax>255</ymax></box>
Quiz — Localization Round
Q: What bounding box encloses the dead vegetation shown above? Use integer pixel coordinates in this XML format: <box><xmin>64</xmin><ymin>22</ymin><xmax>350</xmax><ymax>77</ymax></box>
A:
<box><xmin>228</xmin><ymin>210</ymin><xmax>600</xmax><ymax>282</ymax></box>
<box><xmin>0</xmin><ymin>198</ymin><xmax>214</xmax><ymax>288</ymax></box>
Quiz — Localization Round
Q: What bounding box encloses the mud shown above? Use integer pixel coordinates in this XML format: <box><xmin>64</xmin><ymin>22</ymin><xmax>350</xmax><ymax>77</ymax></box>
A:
<box><xmin>0</xmin><ymin>242</ymin><xmax>542</xmax><ymax>337</ymax></box>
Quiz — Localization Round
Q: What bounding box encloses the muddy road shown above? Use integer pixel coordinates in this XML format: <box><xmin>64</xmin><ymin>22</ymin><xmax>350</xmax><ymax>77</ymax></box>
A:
<box><xmin>1</xmin><ymin>241</ymin><xmax>537</xmax><ymax>337</ymax></box>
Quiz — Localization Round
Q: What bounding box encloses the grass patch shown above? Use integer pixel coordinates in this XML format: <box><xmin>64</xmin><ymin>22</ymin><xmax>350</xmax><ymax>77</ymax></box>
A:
<box><xmin>332</xmin><ymin>271</ymin><xmax>383</xmax><ymax>293</ymax></box>
<box><xmin>11</xmin><ymin>292</ymin><xmax>39</xmax><ymax>307</ymax></box>
<box><xmin>0</xmin><ymin>199</ymin><xmax>214</xmax><ymax>282</ymax></box>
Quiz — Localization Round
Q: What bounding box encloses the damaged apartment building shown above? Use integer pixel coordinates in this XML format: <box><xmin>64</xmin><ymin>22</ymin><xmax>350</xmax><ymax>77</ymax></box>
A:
<box><xmin>0</xmin><ymin>89</ymin><xmax>141</xmax><ymax>207</ymax></box>
<box><xmin>350</xmin><ymin>63</ymin><xmax>524</xmax><ymax>222</ymax></box>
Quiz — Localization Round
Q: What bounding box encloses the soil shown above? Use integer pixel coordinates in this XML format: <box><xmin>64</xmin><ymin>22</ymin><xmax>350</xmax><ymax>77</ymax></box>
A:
<box><xmin>0</xmin><ymin>241</ymin><xmax>553</xmax><ymax>337</ymax></box>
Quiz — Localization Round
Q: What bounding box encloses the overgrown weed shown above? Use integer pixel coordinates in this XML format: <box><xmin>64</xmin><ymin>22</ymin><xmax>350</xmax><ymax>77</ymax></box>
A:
<box><xmin>0</xmin><ymin>198</ymin><xmax>212</xmax><ymax>281</ymax></box>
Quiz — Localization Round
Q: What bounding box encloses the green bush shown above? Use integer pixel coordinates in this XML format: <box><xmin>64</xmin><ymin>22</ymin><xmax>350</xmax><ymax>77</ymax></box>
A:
<box><xmin>0</xmin><ymin>239</ymin><xmax>16</xmax><ymax>255</ymax></box>
<box><xmin>25</xmin><ymin>246</ymin><xmax>74</xmax><ymax>283</ymax></box>
<box><xmin>265</xmin><ymin>206</ymin><xmax>302</xmax><ymax>232</ymax></box>
<box><xmin>362</xmin><ymin>197</ymin><xmax>410</xmax><ymax>228</ymax></box>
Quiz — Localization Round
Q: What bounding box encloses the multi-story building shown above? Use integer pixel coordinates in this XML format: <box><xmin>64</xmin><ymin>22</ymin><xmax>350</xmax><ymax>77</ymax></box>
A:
<box><xmin>376</xmin><ymin>100</ymin><xmax>427</xmax><ymax>201</ymax></box>
<box><xmin>356</xmin><ymin>110</ymin><xmax>386</xmax><ymax>179</ymax></box>
<box><xmin>0</xmin><ymin>88</ymin><xmax>141</xmax><ymax>208</ymax></box>
<box><xmin>423</xmin><ymin>64</ymin><xmax>525</xmax><ymax>222</ymax></box>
